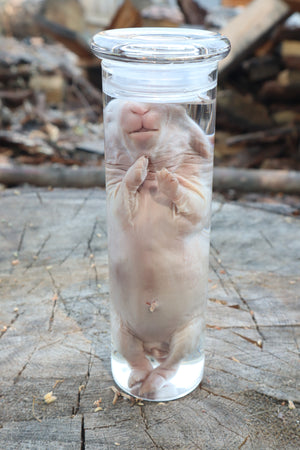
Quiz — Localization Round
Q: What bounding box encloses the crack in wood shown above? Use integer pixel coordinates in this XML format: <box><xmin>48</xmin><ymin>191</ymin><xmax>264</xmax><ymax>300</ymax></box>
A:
<box><xmin>201</xmin><ymin>386</ymin><xmax>246</xmax><ymax>406</ymax></box>
<box><xmin>238</xmin><ymin>434</ymin><xmax>250</xmax><ymax>449</ymax></box>
<box><xmin>84</xmin><ymin>418</ymin><xmax>133</xmax><ymax>431</ymax></box>
<box><xmin>35</xmin><ymin>191</ymin><xmax>44</xmax><ymax>205</ymax></box>
<box><xmin>139</xmin><ymin>404</ymin><xmax>148</xmax><ymax>430</ymax></box>
<box><xmin>47</xmin><ymin>269</ymin><xmax>60</xmax><ymax>332</ymax></box>
<box><xmin>14</xmin><ymin>344</ymin><xmax>39</xmax><ymax>384</ymax></box>
<box><xmin>59</xmin><ymin>241</ymin><xmax>81</xmax><ymax>266</ymax></box>
<box><xmin>24</xmin><ymin>233</ymin><xmax>51</xmax><ymax>272</ymax></box>
<box><xmin>85</xmin><ymin>219</ymin><xmax>98</xmax><ymax>257</ymax></box>
<box><xmin>85</xmin><ymin>219</ymin><xmax>100</xmax><ymax>287</ymax></box>
<box><xmin>187</xmin><ymin>401</ymin><xmax>249</xmax><ymax>445</ymax></box>
<box><xmin>205</xmin><ymin>363</ymin><xmax>259</xmax><ymax>385</ymax></box>
<box><xmin>259</xmin><ymin>230</ymin><xmax>274</xmax><ymax>248</ymax></box>
<box><xmin>17</xmin><ymin>223</ymin><xmax>27</xmax><ymax>253</ymax></box>
<box><xmin>209</xmin><ymin>297</ymin><xmax>248</xmax><ymax>313</ymax></box>
<box><xmin>204</xmin><ymin>409</ymin><xmax>249</xmax><ymax>440</ymax></box>
<box><xmin>0</xmin><ymin>308</ymin><xmax>19</xmax><ymax>339</ymax></box>
<box><xmin>210</xmin><ymin>246</ymin><xmax>231</xmax><ymax>297</ymax></box>
<box><xmin>206</xmin><ymin>362</ymin><xmax>299</xmax><ymax>399</ymax></box>
<box><xmin>233</xmin><ymin>286</ymin><xmax>265</xmax><ymax>344</ymax></box>
<box><xmin>210</xmin><ymin>244</ymin><xmax>265</xmax><ymax>344</ymax></box>
<box><xmin>72</xmin><ymin>351</ymin><xmax>94</xmax><ymax>416</ymax></box>
<box><xmin>231</xmin><ymin>331</ymin><xmax>263</xmax><ymax>349</ymax></box>
<box><xmin>208</xmin><ymin>347</ymin><xmax>295</xmax><ymax>382</ymax></box>
<box><xmin>72</xmin><ymin>190</ymin><xmax>93</xmax><ymax>220</ymax></box>
<box><xmin>26</xmin><ymin>279</ymin><xmax>43</xmax><ymax>295</ymax></box>
<box><xmin>138</xmin><ymin>405</ymin><xmax>165</xmax><ymax>449</ymax></box>
<box><xmin>81</xmin><ymin>415</ymin><xmax>85</xmax><ymax>450</ymax></box>
<box><xmin>144</xmin><ymin>429</ymin><xmax>165</xmax><ymax>449</ymax></box>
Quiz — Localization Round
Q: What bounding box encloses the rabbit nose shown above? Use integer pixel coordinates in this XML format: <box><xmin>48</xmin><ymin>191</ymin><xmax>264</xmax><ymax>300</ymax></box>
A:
<box><xmin>130</xmin><ymin>104</ymin><xmax>150</xmax><ymax>116</ymax></box>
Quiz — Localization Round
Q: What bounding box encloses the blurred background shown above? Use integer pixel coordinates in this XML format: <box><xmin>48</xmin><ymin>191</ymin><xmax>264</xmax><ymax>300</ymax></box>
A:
<box><xmin>0</xmin><ymin>0</ymin><xmax>299</xmax><ymax>208</ymax></box>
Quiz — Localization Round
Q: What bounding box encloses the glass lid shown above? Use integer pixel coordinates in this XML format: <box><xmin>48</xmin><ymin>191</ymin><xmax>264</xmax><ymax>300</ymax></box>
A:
<box><xmin>91</xmin><ymin>27</ymin><xmax>230</xmax><ymax>64</ymax></box>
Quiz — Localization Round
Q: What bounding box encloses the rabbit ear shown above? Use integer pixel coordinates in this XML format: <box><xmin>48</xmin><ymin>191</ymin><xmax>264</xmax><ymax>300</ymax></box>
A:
<box><xmin>189</xmin><ymin>123</ymin><xmax>212</xmax><ymax>160</ymax></box>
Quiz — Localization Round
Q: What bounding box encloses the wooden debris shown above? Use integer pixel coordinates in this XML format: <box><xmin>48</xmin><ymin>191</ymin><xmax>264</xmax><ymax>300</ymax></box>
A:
<box><xmin>93</xmin><ymin>396</ymin><xmax>103</xmax><ymax>412</ymax></box>
<box><xmin>41</xmin><ymin>0</ymin><xmax>85</xmax><ymax>33</ymax></box>
<box><xmin>258</xmin><ymin>78</ymin><xmax>300</xmax><ymax>103</ymax></box>
<box><xmin>219</xmin><ymin>0</ymin><xmax>292</xmax><ymax>77</ymax></box>
<box><xmin>94</xmin><ymin>407</ymin><xmax>103</xmax><ymax>412</ymax></box>
<box><xmin>110</xmin><ymin>386</ymin><xmax>121</xmax><ymax>405</ymax></box>
<box><xmin>0</xmin><ymin>130</ymin><xmax>54</xmax><ymax>156</ymax></box>
<box><xmin>108</xmin><ymin>0</ymin><xmax>142</xmax><ymax>30</ymax></box>
<box><xmin>43</xmin><ymin>391</ymin><xmax>57</xmax><ymax>404</ymax></box>
<box><xmin>0</xmin><ymin>89</ymin><xmax>32</xmax><ymax>107</ymax></box>
<box><xmin>0</xmin><ymin>0</ymin><xmax>85</xmax><ymax>39</ymax></box>
<box><xmin>0</xmin><ymin>3</ymin><xmax>299</xmax><ymax>190</ymax></box>
<box><xmin>217</xmin><ymin>90</ymin><xmax>273</xmax><ymax>132</ymax></box>
<box><xmin>242</xmin><ymin>55</ymin><xmax>281</xmax><ymax>82</ymax></box>
<box><xmin>288</xmin><ymin>400</ymin><xmax>296</xmax><ymax>409</ymax></box>
<box><xmin>226</xmin><ymin>125</ymin><xmax>299</xmax><ymax>146</ymax></box>
<box><xmin>141</xmin><ymin>4</ymin><xmax>184</xmax><ymax>27</ymax></box>
<box><xmin>284</xmin><ymin>0</ymin><xmax>300</xmax><ymax>11</ymax></box>
<box><xmin>29</xmin><ymin>73</ymin><xmax>65</xmax><ymax>104</ymax></box>
<box><xmin>177</xmin><ymin>0</ymin><xmax>207</xmax><ymax>25</ymax></box>
<box><xmin>0</xmin><ymin>0</ymin><xmax>43</xmax><ymax>38</ymax></box>
<box><xmin>110</xmin><ymin>386</ymin><xmax>137</xmax><ymax>406</ymax></box>
<box><xmin>281</xmin><ymin>39</ymin><xmax>300</xmax><ymax>69</ymax></box>
<box><xmin>36</xmin><ymin>15</ymin><xmax>93</xmax><ymax>60</ymax></box>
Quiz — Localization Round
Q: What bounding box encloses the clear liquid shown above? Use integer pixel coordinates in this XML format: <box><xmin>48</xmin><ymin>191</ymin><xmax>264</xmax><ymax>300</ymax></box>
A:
<box><xmin>103</xmin><ymin>96</ymin><xmax>215</xmax><ymax>401</ymax></box>
<box><xmin>111</xmin><ymin>350</ymin><xmax>205</xmax><ymax>402</ymax></box>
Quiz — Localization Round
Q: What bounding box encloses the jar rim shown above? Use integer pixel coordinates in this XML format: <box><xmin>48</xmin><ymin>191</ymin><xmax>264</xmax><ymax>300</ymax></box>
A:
<box><xmin>91</xmin><ymin>27</ymin><xmax>230</xmax><ymax>64</ymax></box>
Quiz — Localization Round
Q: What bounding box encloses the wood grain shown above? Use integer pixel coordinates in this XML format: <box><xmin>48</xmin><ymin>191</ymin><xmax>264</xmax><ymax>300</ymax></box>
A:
<box><xmin>0</xmin><ymin>188</ymin><xmax>299</xmax><ymax>449</ymax></box>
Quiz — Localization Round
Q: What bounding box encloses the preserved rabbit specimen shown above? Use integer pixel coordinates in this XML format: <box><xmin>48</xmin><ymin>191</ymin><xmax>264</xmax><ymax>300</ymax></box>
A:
<box><xmin>104</xmin><ymin>99</ymin><xmax>212</xmax><ymax>396</ymax></box>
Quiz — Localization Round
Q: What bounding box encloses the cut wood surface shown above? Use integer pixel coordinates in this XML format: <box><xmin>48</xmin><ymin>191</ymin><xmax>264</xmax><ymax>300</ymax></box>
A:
<box><xmin>0</xmin><ymin>188</ymin><xmax>299</xmax><ymax>449</ymax></box>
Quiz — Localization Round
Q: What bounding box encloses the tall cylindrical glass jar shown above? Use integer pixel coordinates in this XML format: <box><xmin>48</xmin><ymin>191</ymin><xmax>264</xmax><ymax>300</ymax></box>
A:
<box><xmin>91</xmin><ymin>28</ymin><xmax>230</xmax><ymax>401</ymax></box>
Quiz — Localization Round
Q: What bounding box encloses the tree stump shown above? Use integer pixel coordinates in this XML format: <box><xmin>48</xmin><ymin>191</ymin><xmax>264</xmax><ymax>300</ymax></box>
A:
<box><xmin>0</xmin><ymin>188</ymin><xmax>299</xmax><ymax>449</ymax></box>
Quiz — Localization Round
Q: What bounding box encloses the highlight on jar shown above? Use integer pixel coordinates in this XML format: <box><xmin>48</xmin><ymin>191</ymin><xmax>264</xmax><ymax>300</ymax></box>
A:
<box><xmin>91</xmin><ymin>27</ymin><xmax>230</xmax><ymax>402</ymax></box>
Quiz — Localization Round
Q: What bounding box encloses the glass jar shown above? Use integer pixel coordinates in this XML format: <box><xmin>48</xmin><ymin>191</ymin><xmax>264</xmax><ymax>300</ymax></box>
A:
<box><xmin>91</xmin><ymin>27</ymin><xmax>230</xmax><ymax>401</ymax></box>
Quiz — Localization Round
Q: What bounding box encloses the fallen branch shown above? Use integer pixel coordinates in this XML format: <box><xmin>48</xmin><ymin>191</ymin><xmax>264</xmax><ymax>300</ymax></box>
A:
<box><xmin>0</xmin><ymin>164</ymin><xmax>105</xmax><ymax>188</ymax></box>
<box><xmin>213</xmin><ymin>167</ymin><xmax>300</xmax><ymax>194</ymax></box>
<box><xmin>1</xmin><ymin>164</ymin><xmax>300</xmax><ymax>194</ymax></box>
